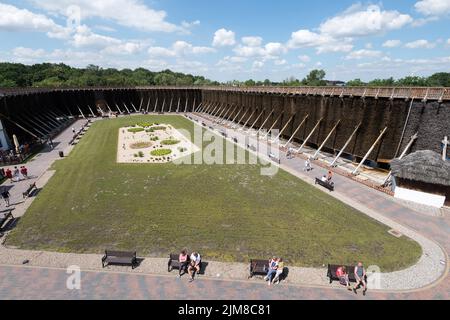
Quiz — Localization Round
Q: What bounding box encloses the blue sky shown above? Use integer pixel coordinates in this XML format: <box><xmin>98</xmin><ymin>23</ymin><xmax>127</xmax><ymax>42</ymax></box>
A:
<box><xmin>0</xmin><ymin>0</ymin><xmax>449</xmax><ymax>82</ymax></box>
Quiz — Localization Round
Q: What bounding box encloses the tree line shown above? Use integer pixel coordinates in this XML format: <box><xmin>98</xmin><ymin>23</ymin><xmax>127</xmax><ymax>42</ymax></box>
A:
<box><xmin>0</xmin><ymin>62</ymin><xmax>449</xmax><ymax>88</ymax></box>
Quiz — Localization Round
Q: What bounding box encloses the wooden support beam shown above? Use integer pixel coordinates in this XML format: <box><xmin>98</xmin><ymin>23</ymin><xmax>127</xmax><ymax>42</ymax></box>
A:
<box><xmin>273</xmin><ymin>115</ymin><xmax>294</xmax><ymax>141</ymax></box>
<box><xmin>115</xmin><ymin>103</ymin><xmax>123</xmax><ymax>114</ymax></box>
<box><xmin>168</xmin><ymin>97</ymin><xmax>174</xmax><ymax>113</ymax></box>
<box><xmin>296</xmin><ymin>118</ymin><xmax>323</xmax><ymax>153</ymax></box>
<box><xmin>442</xmin><ymin>136</ymin><xmax>448</xmax><ymax>161</ymax></box>
<box><xmin>352</xmin><ymin>127</ymin><xmax>388</xmax><ymax>175</ymax></box>
<box><xmin>240</xmin><ymin>109</ymin><xmax>257</xmax><ymax>129</ymax></box>
<box><xmin>184</xmin><ymin>96</ymin><xmax>189</xmax><ymax>113</ymax></box>
<box><xmin>229</xmin><ymin>107</ymin><xmax>243</xmax><ymax>125</ymax></box>
<box><xmin>161</xmin><ymin>98</ymin><xmax>166</xmax><ymax>113</ymax></box>
<box><xmin>283</xmin><ymin>115</ymin><xmax>309</xmax><ymax>148</ymax></box>
<box><xmin>122</xmin><ymin>102</ymin><xmax>131</xmax><ymax>114</ymax></box>
<box><xmin>146</xmin><ymin>96</ymin><xmax>151</xmax><ymax>113</ymax></box>
<box><xmin>130</xmin><ymin>102</ymin><xmax>138</xmax><ymax>113</ymax></box>
<box><xmin>232</xmin><ymin>108</ymin><xmax>249</xmax><ymax>128</ymax></box>
<box><xmin>331</xmin><ymin>123</ymin><xmax>361</xmax><ymax>167</ymax></box>
<box><xmin>105</xmin><ymin>102</ymin><xmax>113</xmax><ymax>113</ymax></box>
<box><xmin>216</xmin><ymin>105</ymin><xmax>232</xmax><ymax>123</ymax></box>
<box><xmin>246</xmin><ymin>109</ymin><xmax>265</xmax><ymax>132</ymax></box>
<box><xmin>221</xmin><ymin>104</ymin><xmax>238</xmax><ymax>124</ymax></box>
<box><xmin>255</xmin><ymin>110</ymin><xmax>274</xmax><ymax>136</ymax></box>
<box><xmin>87</xmin><ymin>105</ymin><xmax>96</xmax><ymax>117</ymax></box>
<box><xmin>77</xmin><ymin>105</ymin><xmax>86</xmax><ymax>119</ymax></box>
<box><xmin>139</xmin><ymin>97</ymin><xmax>143</xmax><ymax>111</ymax></box>
<box><xmin>214</xmin><ymin>104</ymin><xmax>229</xmax><ymax>122</ymax></box>
<box><xmin>194</xmin><ymin>102</ymin><xmax>203</xmax><ymax>113</ymax></box>
<box><xmin>153</xmin><ymin>98</ymin><xmax>159</xmax><ymax>113</ymax></box>
<box><xmin>312</xmin><ymin>120</ymin><xmax>341</xmax><ymax>159</ymax></box>
<box><xmin>262</xmin><ymin>113</ymin><xmax>283</xmax><ymax>139</ymax></box>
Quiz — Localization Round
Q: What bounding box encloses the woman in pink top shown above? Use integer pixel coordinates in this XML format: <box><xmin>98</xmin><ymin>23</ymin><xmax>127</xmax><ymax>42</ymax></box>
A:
<box><xmin>178</xmin><ymin>249</ymin><xmax>189</xmax><ymax>278</ymax></box>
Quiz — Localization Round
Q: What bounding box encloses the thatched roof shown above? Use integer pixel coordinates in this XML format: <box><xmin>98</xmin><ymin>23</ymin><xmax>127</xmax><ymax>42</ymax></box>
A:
<box><xmin>391</xmin><ymin>150</ymin><xmax>450</xmax><ymax>186</ymax></box>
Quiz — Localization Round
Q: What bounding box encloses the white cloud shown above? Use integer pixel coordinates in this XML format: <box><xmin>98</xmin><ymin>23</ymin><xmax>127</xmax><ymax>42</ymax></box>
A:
<box><xmin>252</xmin><ymin>61</ymin><xmax>264</xmax><ymax>70</ymax></box>
<box><xmin>404</xmin><ymin>39</ymin><xmax>436</xmax><ymax>49</ymax></box>
<box><xmin>12</xmin><ymin>47</ymin><xmax>46</xmax><ymax>59</ymax></box>
<box><xmin>264</xmin><ymin>42</ymin><xmax>287</xmax><ymax>56</ymax></box>
<box><xmin>31</xmin><ymin>0</ymin><xmax>183</xmax><ymax>33</ymax></box>
<box><xmin>298</xmin><ymin>55</ymin><xmax>311</xmax><ymax>62</ymax></box>
<box><xmin>415</xmin><ymin>0</ymin><xmax>450</xmax><ymax>16</ymax></box>
<box><xmin>274</xmin><ymin>59</ymin><xmax>287</xmax><ymax>66</ymax></box>
<box><xmin>448</xmin><ymin>39</ymin><xmax>450</xmax><ymax>45</ymax></box>
<box><xmin>319</xmin><ymin>4</ymin><xmax>413</xmax><ymax>37</ymax></box>
<box><xmin>213</xmin><ymin>28</ymin><xmax>236</xmax><ymax>47</ymax></box>
<box><xmin>242</xmin><ymin>36</ymin><xmax>263</xmax><ymax>47</ymax></box>
<box><xmin>345</xmin><ymin>49</ymin><xmax>383</xmax><ymax>60</ymax></box>
<box><xmin>71</xmin><ymin>25</ymin><xmax>120</xmax><ymax>48</ymax></box>
<box><xmin>0</xmin><ymin>3</ymin><xmax>70</xmax><ymax>39</ymax></box>
<box><xmin>148</xmin><ymin>41</ymin><xmax>215</xmax><ymax>58</ymax></box>
<box><xmin>287</xmin><ymin>29</ymin><xmax>353</xmax><ymax>53</ymax></box>
<box><xmin>383</xmin><ymin>40</ymin><xmax>402</xmax><ymax>48</ymax></box>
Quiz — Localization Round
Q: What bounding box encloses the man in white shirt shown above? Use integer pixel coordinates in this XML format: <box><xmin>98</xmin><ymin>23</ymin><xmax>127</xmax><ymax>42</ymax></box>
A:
<box><xmin>188</xmin><ymin>252</ymin><xmax>202</xmax><ymax>282</ymax></box>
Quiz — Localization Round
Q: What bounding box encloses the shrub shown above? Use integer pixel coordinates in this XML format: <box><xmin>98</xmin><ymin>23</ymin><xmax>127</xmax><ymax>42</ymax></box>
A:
<box><xmin>137</xmin><ymin>122</ymin><xmax>154</xmax><ymax>128</ymax></box>
<box><xmin>128</xmin><ymin>128</ymin><xmax>144</xmax><ymax>133</ymax></box>
<box><xmin>150</xmin><ymin>137</ymin><xmax>159</xmax><ymax>141</ymax></box>
<box><xmin>138</xmin><ymin>151</ymin><xmax>144</xmax><ymax>158</ymax></box>
<box><xmin>152</xmin><ymin>126</ymin><xmax>166</xmax><ymax>131</ymax></box>
<box><xmin>151</xmin><ymin>149</ymin><xmax>172</xmax><ymax>157</ymax></box>
<box><xmin>161</xmin><ymin>139</ymin><xmax>180</xmax><ymax>146</ymax></box>
<box><xmin>130</xmin><ymin>141</ymin><xmax>153</xmax><ymax>149</ymax></box>
<box><xmin>178</xmin><ymin>147</ymin><xmax>187</xmax><ymax>152</ymax></box>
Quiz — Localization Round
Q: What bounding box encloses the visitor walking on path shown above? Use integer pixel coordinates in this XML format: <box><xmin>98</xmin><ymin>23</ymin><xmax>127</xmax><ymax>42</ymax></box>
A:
<box><xmin>353</xmin><ymin>262</ymin><xmax>367</xmax><ymax>296</ymax></box>
<box><xmin>304</xmin><ymin>157</ymin><xmax>312</xmax><ymax>172</ymax></box>
<box><xmin>1</xmin><ymin>189</ymin><xmax>11</xmax><ymax>207</ymax></box>
<box><xmin>13</xmin><ymin>167</ymin><xmax>20</xmax><ymax>182</ymax></box>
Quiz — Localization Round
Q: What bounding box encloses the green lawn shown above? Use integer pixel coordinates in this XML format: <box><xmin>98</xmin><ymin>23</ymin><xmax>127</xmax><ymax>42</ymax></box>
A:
<box><xmin>6</xmin><ymin>115</ymin><xmax>421</xmax><ymax>271</ymax></box>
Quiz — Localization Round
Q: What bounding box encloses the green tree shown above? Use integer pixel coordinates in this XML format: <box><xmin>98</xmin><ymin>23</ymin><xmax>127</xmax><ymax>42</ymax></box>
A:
<box><xmin>302</xmin><ymin>69</ymin><xmax>327</xmax><ymax>86</ymax></box>
<box><xmin>346</xmin><ymin>79</ymin><xmax>366</xmax><ymax>87</ymax></box>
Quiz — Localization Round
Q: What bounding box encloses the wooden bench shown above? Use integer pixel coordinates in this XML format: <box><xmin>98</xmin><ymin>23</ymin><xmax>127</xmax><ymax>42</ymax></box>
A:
<box><xmin>22</xmin><ymin>183</ymin><xmax>37</xmax><ymax>199</ymax></box>
<box><xmin>248</xmin><ymin>259</ymin><xmax>269</xmax><ymax>278</ymax></box>
<box><xmin>102</xmin><ymin>250</ymin><xmax>138</xmax><ymax>269</ymax></box>
<box><xmin>315</xmin><ymin>178</ymin><xmax>334</xmax><ymax>191</ymax></box>
<box><xmin>0</xmin><ymin>211</ymin><xmax>13</xmax><ymax>232</ymax></box>
<box><xmin>327</xmin><ymin>264</ymin><xmax>367</xmax><ymax>284</ymax></box>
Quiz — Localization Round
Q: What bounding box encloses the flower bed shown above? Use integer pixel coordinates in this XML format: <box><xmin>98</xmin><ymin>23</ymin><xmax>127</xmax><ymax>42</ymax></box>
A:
<box><xmin>130</xmin><ymin>141</ymin><xmax>153</xmax><ymax>149</ymax></box>
<box><xmin>128</xmin><ymin>128</ymin><xmax>145</xmax><ymax>133</ymax></box>
<box><xmin>150</xmin><ymin>149</ymin><xmax>172</xmax><ymax>157</ymax></box>
<box><xmin>161</xmin><ymin>139</ymin><xmax>180</xmax><ymax>146</ymax></box>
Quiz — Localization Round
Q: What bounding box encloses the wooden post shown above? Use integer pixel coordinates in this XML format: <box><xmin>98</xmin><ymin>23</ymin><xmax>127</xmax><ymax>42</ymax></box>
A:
<box><xmin>232</xmin><ymin>108</ymin><xmax>249</xmax><ymax>128</ymax></box>
<box><xmin>153</xmin><ymin>98</ymin><xmax>159</xmax><ymax>113</ymax></box>
<box><xmin>443</xmin><ymin>136</ymin><xmax>448</xmax><ymax>161</ymax></box>
<box><xmin>352</xmin><ymin>127</ymin><xmax>387</xmax><ymax>175</ymax></box>
<box><xmin>296</xmin><ymin>118</ymin><xmax>323</xmax><ymax>153</ymax></box>
<box><xmin>246</xmin><ymin>109</ymin><xmax>265</xmax><ymax>132</ymax></box>
<box><xmin>330</xmin><ymin>123</ymin><xmax>361</xmax><ymax>167</ymax></box>
<box><xmin>312</xmin><ymin>120</ymin><xmax>341</xmax><ymax>159</ymax></box>
<box><xmin>255</xmin><ymin>110</ymin><xmax>274</xmax><ymax>136</ymax></box>
<box><xmin>262</xmin><ymin>113</ymin><xmax>283</xmax><ymax>139</ymax></box>
<box><xmin>283</xmin><ymin>115</ymin><xmax>308</xmax><ymax>148</ymax></box>
<box><xmin>273</xmin><ymin>115</ymin><xmax>294</xmax><ymax>141</ymax></box>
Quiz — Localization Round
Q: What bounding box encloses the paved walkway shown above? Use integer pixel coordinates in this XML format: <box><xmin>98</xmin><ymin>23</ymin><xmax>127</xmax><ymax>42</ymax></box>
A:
<box><xmin>0</xmin><ymin>264</ymin><xmax>448</xmax><ymax>300</ymax></box>
<box><xmin>0</xmin><ymin>114</ymin><xmax>448</xmax><ymax>299</ymax></box>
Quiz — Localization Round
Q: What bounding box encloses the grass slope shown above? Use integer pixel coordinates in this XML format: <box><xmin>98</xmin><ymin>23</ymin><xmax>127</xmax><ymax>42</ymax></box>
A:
<box><xmin>7</xmin><ymin>115</ymin><xmax>421</xmax><ymax>271</ymax></box>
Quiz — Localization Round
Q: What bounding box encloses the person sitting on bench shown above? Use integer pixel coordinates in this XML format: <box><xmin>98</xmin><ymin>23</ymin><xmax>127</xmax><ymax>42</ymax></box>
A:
<box><xmin>336</xmin><ymin>266</ymin><xmax>351</xmax><ymax>290</ymax></box>
<box><xmin>327</xmin><ymin>170</ymin><xmax>333</xmax><ymax>182</ymax></box>
<box><xmin>177</xmin><ymin>249</ymin><xmax>189</xmax><ymax>278</ymax></box>
<box><xmin>264</xmin><ymin>257</ymin><xmax>278</xmax><ymax>286</ymax></box>
<box><xmin>271</xmin><ymin>258</ymin><xmax>284</xmax><ymax>285</ymax></box>
<box><xmin>321</xmin><ymin>175</ymin><xmax>328</xmax><ymax>183</ymax></box>
<box><xmin>188</xmin><ymin>252</ymin><xmax>201</xmax><ymax>282</ymax></box>
<box><xmin>353</xmin><ymin>262</ymin><xmax>367</xmax><ymax>296</ymax></box>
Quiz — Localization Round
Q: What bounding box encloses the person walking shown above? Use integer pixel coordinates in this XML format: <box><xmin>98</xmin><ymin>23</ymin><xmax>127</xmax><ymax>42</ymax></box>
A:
<box><xmin>1</xmin><ymin>189</ymin><xmax>11</xmax><ymax>207</ymax></box>
<box><xmin>13</xmin><ymin>166</ymin><xmax>20</xmax><ymax>182</ymax></box>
